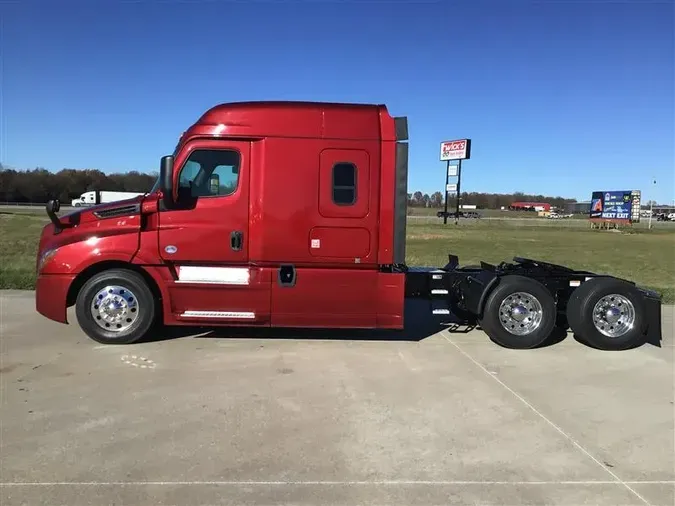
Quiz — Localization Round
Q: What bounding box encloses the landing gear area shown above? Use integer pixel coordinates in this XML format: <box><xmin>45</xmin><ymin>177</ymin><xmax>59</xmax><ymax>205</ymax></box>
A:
<box><xmin>406</xmin><ymin>256</ymin><xmax>662</xmax><ymax>351</ymax></box>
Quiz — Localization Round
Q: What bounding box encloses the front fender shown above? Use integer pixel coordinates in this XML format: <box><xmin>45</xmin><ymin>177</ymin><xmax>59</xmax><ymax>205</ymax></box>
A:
<box><xmin>40</xmin><ymin>233</ymin><xmax>140</xmax><ymax>275</ymax></box>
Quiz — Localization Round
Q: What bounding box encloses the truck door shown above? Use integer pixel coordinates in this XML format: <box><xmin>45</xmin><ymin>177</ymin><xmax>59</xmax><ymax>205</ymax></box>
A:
<box><xmin>157</xmin><ymin>139</ymin><xmax>270</xmax><ymax>324</ymax></box>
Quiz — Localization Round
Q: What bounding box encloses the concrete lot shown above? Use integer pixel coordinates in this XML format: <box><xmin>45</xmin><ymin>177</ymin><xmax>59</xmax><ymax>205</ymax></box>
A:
<box><xmin>1</xmin><ymin>290</ymin><xmax>673</xmax><ymax>505</ymax></box>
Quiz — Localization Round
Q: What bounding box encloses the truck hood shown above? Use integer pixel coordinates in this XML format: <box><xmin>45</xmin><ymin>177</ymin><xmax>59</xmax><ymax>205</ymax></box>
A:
<box><xmin>64</xmin><ymin>194</ymin><xmax>147</xmax><ymax>223</ymax></box>
<box><xmin>39</xmin><ymin>194</ymin><xmax>149</xmax><ymax>252</ymax></box>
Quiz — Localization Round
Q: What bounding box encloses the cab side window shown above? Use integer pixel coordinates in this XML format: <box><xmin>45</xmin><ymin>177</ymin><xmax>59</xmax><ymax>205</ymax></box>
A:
<box><xmin>319</xmin><ymin>149</ymin><xmax>369</xmax><ymax>219</ymax></box>
<box><xmin>332</xmin><ymin>162</ymin><xmax>357</xmax><ymax>205</ymax></box>
<box><xmin>178</xmin><ymin>149</ymin><xmax>240</xmax><ymax>198</ymax></box>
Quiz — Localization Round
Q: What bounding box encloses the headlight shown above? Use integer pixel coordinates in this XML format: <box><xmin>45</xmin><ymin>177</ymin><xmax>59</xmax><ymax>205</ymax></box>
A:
<box><xmin>37</xmin><ymin>248</ymin><xmax>58</xmax><ymax>273</ymax></box>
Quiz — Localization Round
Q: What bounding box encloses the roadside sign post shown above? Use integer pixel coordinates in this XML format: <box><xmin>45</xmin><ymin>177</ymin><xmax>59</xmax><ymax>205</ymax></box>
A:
<box><xmin>440</xmin><ymin>139</ymin><xmax>471</xmax><ymax>225</ymax></box>
<box><xmin>442</xmin><ymin>162</ymin><xmax>450</xmax><ymax>224</ymax></box>
<box><xmin>454</xmin><ymin>160</ymin><xmax>462</xmax><ymax>225</ymax></box>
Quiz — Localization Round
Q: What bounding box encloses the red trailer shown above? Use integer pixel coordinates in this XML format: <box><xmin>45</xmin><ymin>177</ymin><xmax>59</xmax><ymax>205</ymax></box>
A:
<box><xmin>35</xmin><ymin>101</ymin><xmax>662</xmax><ymax>350</ymax></box>
<box><xmin>510</xmin><ymin>202</ymin><xmax>552</xmax><ymax>212</ymax></box>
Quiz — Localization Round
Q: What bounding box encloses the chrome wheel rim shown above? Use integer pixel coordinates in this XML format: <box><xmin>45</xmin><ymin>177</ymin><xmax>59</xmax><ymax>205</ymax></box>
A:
<box><xmin>498</xmin><ymin>291</ymin><xmax>543</xmax><ymax>335</ymax></box>
<box><xmin>90</xmin><ymin>285</ymin><xmax>139</xmax><ymax>332</ymax></box>
<box><xmin>592</xmin><ymin>294</ymin><xmax>635</xmax><ymax>338</ymax></box>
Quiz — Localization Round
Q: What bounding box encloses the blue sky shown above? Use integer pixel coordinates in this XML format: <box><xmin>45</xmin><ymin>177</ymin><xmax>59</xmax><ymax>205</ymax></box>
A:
<box><xmin>2</xmin><ymin>0</ymin><xmax>673</xmax><ymax>203</ymax></box>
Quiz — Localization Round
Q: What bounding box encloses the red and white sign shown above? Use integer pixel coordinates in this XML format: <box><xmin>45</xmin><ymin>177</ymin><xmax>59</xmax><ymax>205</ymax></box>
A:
<box><xmin>440</xmin><ymin>139</ymin><xmax>471</xmax><ymax>161</ymax></box>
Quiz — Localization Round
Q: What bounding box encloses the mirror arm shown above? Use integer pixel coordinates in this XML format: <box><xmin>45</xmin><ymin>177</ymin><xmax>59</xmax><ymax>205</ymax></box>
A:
<box><xmin>45</xmin><ymin>199</ymin><xmax>63</xmax><ymax>234</ymax></box>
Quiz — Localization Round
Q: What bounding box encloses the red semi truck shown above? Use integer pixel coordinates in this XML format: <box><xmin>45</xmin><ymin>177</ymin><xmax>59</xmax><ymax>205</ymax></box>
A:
<box><xmin>35</xmin><ymin>101</ymin><xmax>662</xmax><ymax>350</ymax></box>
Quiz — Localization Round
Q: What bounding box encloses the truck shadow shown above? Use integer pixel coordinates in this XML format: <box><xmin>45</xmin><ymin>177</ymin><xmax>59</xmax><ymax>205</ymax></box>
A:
<box><xmin>141</xmin><ymin>300</ymin><xmax>658</xmax><ymax>349</ymax></box>
<box><xmin>143</xmin><ymin>300</ymin><xmax>477</xmax><ymax>344</ymax></box>
<box><xmin>141</xmin><ymin>302</ymin><xmax>594</xmax><ymax>349</ymax></box>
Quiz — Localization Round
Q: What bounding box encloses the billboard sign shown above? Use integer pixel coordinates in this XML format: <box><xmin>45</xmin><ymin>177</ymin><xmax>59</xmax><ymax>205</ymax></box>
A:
<box><xmin>446</xmin><ymin>183</ymin><xmax>457</xmax><ymax>192</ymax></box>
<box><xmin>440</xmin><ymin>139</ymin><xmax>471</xmax><ymax>161</ymax></box>
<box><xmin>589</xmin><ymin>190</ymin><xmax>635</xmax><ymax>221</ymax></box>
<box><xmin>448</xmin><ymin>164</ymin><xmax>458</xmax><ymax>177</ymax></box>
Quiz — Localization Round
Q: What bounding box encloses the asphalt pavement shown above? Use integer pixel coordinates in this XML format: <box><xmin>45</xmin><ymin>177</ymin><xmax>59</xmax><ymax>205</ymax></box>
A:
<box><xmin>1</xmin><ymin>291</ymin><xmax>673</xmax><ymax>505</ymax></box>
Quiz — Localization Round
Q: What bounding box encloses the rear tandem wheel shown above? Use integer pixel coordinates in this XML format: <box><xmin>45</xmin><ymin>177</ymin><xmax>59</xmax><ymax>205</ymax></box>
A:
<box><xmin>478</xmin><ymin>275</ymin><xmax>557</xmax><ymax>349</ymax></box>
<box><xmin>566</xmin><ymin>277</ymin><xmax>648</xmax><ymax>350</ymax></box>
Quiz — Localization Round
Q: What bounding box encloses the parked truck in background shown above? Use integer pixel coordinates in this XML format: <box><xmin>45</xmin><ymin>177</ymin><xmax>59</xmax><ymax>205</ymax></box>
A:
<box><xmin>36</xmin><ymin>101</ymin><xmax>662</xmax><ymax>350</ymax></box>
<box><xmin>71</xmin><ymin>190</ymin><xmax>144</xmax><ymax>207</ymax></box>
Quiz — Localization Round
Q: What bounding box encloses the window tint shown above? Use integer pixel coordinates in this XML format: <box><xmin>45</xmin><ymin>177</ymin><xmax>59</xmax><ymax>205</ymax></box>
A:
<box><xmin>178</xmin><ymin>149</ymin><xmax>240</xmax><ymax>197</ymax></box>
<box><xmin>332</xmin><ymin>162</ymin><xmax>356</xmax><ymax>205</ymax></box>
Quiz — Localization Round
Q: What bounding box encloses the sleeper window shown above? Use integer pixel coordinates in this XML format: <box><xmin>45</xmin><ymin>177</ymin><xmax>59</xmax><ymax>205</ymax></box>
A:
<box><xmin>332</xmin><ymin>162</ymin><xmax>357</xmax><ymax>205</ymax></box>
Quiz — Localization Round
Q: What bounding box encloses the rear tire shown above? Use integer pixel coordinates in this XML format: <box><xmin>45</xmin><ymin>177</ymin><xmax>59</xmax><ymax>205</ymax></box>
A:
<box><xmin>75</xmin><ymin>268</ymin><xmax>157</xmax><ymax>345</ymax></box>
<box><xmin>478</xmin><ymin>275</ymin><xmax>557</xmax><ymax>349</ymax></box>
<box><xmin>566</xmin><ymin>277</ymin><xmax>647</xmax><ymax>350</ymax></box>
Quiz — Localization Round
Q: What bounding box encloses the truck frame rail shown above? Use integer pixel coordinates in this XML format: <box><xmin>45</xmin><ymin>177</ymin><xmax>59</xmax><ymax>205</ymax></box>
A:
<box><xmin>402</xmin><ymin>254</ymin><xmax>662</xmax><ymax>351</ymax></box>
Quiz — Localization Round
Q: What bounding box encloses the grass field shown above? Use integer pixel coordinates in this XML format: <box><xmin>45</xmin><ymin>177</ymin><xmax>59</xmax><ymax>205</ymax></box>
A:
<box><xmin>407</xmin><ymin>221</ymin><xmax>675</xmax><ymax>303</ymax></box>
<box><xmin>2</xmin><ymin>210</ymin><xmax>674</xmax><ymax>303</ymax></box>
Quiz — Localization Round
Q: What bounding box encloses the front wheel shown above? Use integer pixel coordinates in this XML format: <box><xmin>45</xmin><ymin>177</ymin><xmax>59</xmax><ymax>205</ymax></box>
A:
<box><xmin>75</xmin><ymin>268</ymin><xmax>157</xmax><ymax>345</ymax></box>
<box><xmin>478</xmin><ymin>275</ymin><xmax>557</xmax><ymax>349</ymax></box>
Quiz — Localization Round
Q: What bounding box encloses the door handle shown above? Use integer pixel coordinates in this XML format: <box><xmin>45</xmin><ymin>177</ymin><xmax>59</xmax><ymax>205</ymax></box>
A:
<box><xmin>230</xmin><ymin>230</ymin><xmax>243</xmax><ymax>251</ymax></box>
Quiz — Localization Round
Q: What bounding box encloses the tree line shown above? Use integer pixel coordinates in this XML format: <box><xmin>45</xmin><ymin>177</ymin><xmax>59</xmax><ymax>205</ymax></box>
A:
<box><xmin>0</xmin><ymin>166</ymin><xmax>577</xmax><ymax>209</ymax></box>
<box><xmin>0</xmin><ymin>167</ymin><xmax>157</xmax><ymax>203</ymax></box>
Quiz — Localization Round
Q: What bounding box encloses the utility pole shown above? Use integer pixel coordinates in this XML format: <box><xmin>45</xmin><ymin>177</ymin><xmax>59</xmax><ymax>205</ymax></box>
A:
<box><xmin>648</xmin><ymin>178</ymin><xmax>656</xmax><ymax>230</ymax></box>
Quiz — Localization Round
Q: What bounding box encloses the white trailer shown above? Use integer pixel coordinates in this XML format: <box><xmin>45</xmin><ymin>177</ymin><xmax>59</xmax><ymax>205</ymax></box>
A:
<box><xmin>71</xmin><ymin>190</ymin><xmax>144</xmax><ymax>207</ymax></box>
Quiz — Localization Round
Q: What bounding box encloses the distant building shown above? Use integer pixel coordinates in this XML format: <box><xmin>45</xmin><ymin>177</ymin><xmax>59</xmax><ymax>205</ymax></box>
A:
<box><xmin>652</xmin><ymin>205</ymin><xmax>675</xmax><ymax>215</ymax></box>
<box><xmin>566</xmin><ymin>201</ymin><xmax>592</xmax><ymax>214</ymax></box>
<box><xmin>510</xmin><ymin>201</ymin><xmax>551</xmax><ymax>212</ymax></box>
